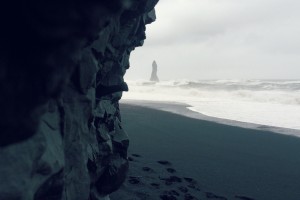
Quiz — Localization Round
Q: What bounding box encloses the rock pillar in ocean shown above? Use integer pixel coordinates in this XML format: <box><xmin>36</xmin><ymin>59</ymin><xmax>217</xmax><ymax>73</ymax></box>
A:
<box><xmin>0</xmin><ymin>1</ymin><xmax>159</xmax><ymax>200</ymax></box>
<box><xmin>150</xmin><ymin>60</ymin><xmax>159</xmax><ymax>82</ymax></box>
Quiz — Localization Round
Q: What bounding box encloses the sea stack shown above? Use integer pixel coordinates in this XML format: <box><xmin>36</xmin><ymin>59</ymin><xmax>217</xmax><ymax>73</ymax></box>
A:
<box><xmin>150</xmin><ymin>60</ymin><xmax>159</xmax><ymax>82</ymax></box>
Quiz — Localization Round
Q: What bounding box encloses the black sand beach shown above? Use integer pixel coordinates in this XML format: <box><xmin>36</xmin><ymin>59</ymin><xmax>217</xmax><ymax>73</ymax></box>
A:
<box><xmin>111</xmin><ymin>102</ymin><xmax>300</xmax><ymax>200</ymax></box>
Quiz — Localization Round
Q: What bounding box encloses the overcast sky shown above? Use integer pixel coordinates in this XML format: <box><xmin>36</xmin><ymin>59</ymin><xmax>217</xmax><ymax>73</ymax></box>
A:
<box><xmin>125</xmin><ymin>0</ymin><xmax>300</xmax><ymax>80</ymax></box>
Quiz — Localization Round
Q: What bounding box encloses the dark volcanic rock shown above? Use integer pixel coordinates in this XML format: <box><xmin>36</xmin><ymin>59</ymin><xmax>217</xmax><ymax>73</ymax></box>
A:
<box><xmin>0</xmin><ymin>0</ymin><xmax>159</xmax><ymax>199</ymax></box>
<box><xmin>34</xmin><ymin>169</ymin><xmax>64</xmax><ymax>200</ymax></box>
<box><xmin>95</xmin><ymin>156</ymin><xmax>129</xmax><ymax>195</ymax></box>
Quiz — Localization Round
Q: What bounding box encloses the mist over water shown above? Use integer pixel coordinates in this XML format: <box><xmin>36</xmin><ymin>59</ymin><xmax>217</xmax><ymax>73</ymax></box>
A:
<box><xmin>123</xmin><ymin>79</ymin><xmax>300</xmax><ymax>132</ymax></box>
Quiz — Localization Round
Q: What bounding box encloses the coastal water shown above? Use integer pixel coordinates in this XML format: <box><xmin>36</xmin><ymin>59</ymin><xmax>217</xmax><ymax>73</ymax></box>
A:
<box><xmin>122</xmin><ymin>79</ymin><xmax>300</xmax><ymax>133</ymax></box>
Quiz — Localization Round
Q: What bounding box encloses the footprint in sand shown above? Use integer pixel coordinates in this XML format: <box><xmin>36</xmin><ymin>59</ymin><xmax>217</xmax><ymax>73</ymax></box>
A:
<box><xmin>150</xmin><ymin>182</ymin><xmax>160</xmax><ymax>189</ymax></box>
<box><xmin>178</xmin><ymin>186</ymin><xmax>189</xmax><ymax>193</ymax></box>
<box><xmin>128</xmin><ymin>176</ymin><xmax>140</xmax><ymax>184</ymax></box>
<box><xmin>187</xmin><ymin>184</ymin><xmax>200</xmax><ymax>191</ymax></box>
<box><xmin>128</xmin><ymin>156</ymin><xmax>134</xmax><ymax>162</ymax></box>
<box><xmin>157</xmin><ymin>160</ymin><xmax>172</xmax><ymax>166</ymax></box>
<box><xmin>159</xmin><ymin>194</ymin><xmax>177</xmax><ymax>200</ymax></box>
<box><xmin>164</xmin><ymin>190</ymin><xmax>180</xmax><ymax>197</ymax></box>
<box><xmin>128</xmin><ymin>154</ymin><xmax>142</xmax><ymax>162</ymax></box>
<box><xmin>142</xmin><ymin>166</ymin><xmax>155</xmax><ymax>173</ymax></box>
<box><xmin>181</xmin><ymin>177</ymin><xmax>201</xmax><ymax>191</ymax></box>
<box><xmin>160</xmin><ymin>190</ymin><xmax>181</xmax><ymax>200</ymax></box>
<box><xmin>131</xmin><ymin>154</ymin><xmax>141</xmax><ymax>157</ymax></box>
<box><xmin>166</xmin><ymin>168</ymin><xmax>176</xmax><ymax>173</ymax></box>
<box><xmin>206</xmin><ymin>192</ymin><xmax>227</xmax><ymax>200</ymax></box>
<box><xmin>183</xmin><ymin>177</ymin><xmax>197</xmax><ymax>184</ymax></box>
<box><xmin>159</xmin><ymin>175</ymin><xmax>182</xmax><ymax>185</ymax></box>
<box><xmin>184</xmin><ymin>193</ymin><xmax>198</xmax><ymax>200</ymax></box>
<box><xmin>235</xmin><ymin>195</ymin><xmax>255</xmax><ymax>200</ymax></box>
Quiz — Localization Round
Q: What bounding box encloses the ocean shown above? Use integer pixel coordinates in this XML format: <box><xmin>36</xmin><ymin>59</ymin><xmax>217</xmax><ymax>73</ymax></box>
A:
<box><xmin>122</xmin><ymin>79</ymin><xmax>300</xmax><ymax>135</ymax></box>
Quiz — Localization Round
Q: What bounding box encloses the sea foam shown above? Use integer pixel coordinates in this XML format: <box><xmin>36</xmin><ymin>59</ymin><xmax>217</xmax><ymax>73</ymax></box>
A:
<box><xmin>122</xmin><ymin>79</ymin><xmax>300</xmax><ymax>133</ymax></box>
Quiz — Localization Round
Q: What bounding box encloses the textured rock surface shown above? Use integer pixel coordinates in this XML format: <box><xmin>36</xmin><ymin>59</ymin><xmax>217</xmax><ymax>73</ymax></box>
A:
<box><xmin>0</xmin><ymin>1</ymin><xmax>158</xmax><ymax>199</ymax></box>
<box><xmin>150</xmin><ymin>60</ymin><xmax>159</xmax><ymax>82</ymax></box>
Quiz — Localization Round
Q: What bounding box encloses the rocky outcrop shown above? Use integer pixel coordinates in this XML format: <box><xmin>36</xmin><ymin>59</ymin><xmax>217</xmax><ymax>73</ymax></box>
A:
<box><xmin>0</xmin><ymin>1</ymin><xmax>158</xmax><ymax>200</ymax></box>
<box><xmin>150</xmin><ymin>60</ymin><xmax>159</xmax><ymax>82</ymax></box>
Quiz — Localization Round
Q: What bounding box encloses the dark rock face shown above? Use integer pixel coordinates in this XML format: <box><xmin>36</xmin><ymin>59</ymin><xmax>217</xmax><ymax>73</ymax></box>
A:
<box><xmin>150</xmin><ymin>60</ymin><xmax>159</xmax><ymax>82</ymax></box>
<box><xmin>0</xmin><ymin>1</ymin><xmax>158</xmax><ymax>199</ymax></box>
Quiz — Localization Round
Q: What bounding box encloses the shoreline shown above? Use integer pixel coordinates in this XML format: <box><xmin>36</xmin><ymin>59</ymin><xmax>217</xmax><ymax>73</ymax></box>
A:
<box><xmin>120</xmin><ymin>99</ymin><xmax>300</xmax><ymax>138</ymax></box>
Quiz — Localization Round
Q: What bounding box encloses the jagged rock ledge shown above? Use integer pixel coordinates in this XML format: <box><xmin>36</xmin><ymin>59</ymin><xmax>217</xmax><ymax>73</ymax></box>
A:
<box><xmin>0</xmin><ymin>1</ymin><xmax>158</xmax><ymax>199</ymax></box>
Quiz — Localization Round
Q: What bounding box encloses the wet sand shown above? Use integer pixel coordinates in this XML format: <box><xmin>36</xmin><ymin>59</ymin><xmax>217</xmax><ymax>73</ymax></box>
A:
<box><xmin>110</xmin><ymin>102</ymin><xmax>300</xmax><ymax>200</ymax></box>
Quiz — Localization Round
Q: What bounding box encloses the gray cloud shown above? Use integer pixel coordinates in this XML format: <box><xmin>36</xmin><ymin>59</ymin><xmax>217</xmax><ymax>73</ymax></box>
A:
<box><xmin>126</xmin><ymin>0</ymin><xmax>300</xmax><ymax>80</ymax></box>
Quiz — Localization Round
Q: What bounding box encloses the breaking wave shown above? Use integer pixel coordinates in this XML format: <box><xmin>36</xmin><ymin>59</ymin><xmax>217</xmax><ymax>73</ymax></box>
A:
<box><xmin>122</xmin><ymin>79</ymin><xmax>300</xmax><ymax>132</ymax></box>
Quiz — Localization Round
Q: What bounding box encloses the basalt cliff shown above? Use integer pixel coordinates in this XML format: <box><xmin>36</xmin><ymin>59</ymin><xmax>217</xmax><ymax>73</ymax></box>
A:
<box><xmin>0</xmin><ymin>1</ymin><xmax>158</xmax><ymax>199</ymax></box>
